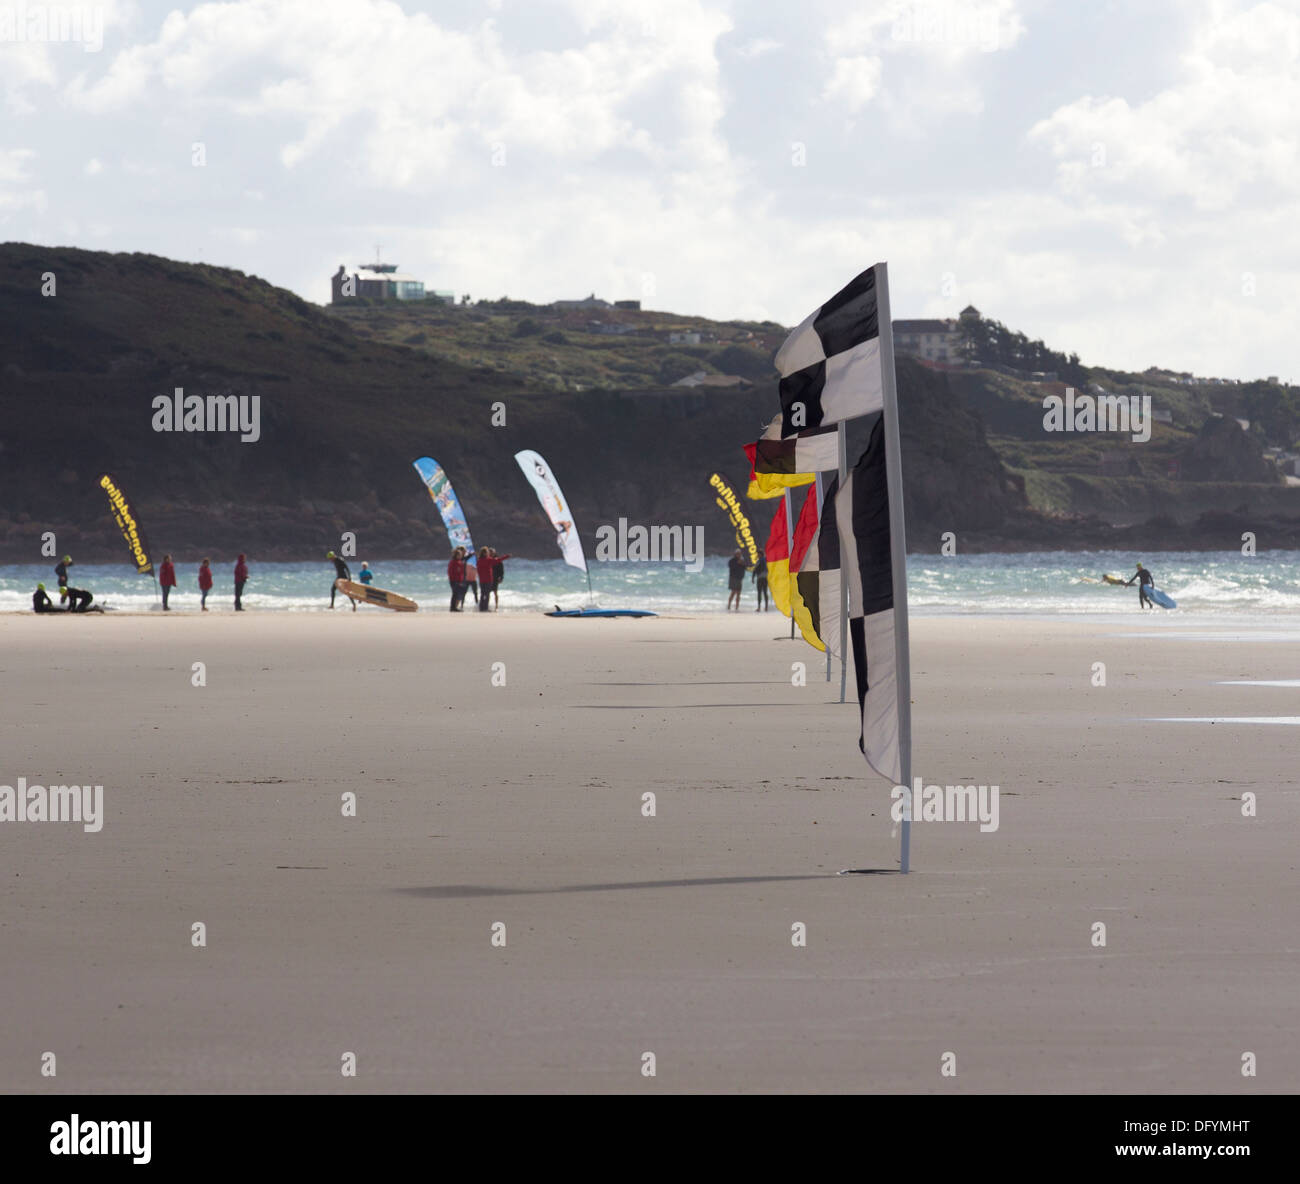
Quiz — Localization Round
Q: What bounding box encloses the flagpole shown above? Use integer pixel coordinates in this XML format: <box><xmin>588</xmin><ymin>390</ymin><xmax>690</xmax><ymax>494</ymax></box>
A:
<box><xmin>815</xmin><ymin>471</ymin><xmax>830</xmax><ymax>682</ymax></box>
<box><xmin>784</xmin><ymin>489</ymin><xmax>795</xmax><ymax>639</ymax></box>
<box><xmin>837</xmin><ymin>421</ymin><xmax>848</xmax><ymax>704</ymax></box>
<box><xmin>875</xmin><ymin>262</ymin><xmax>912</xmax><ymax>873</ymax></box>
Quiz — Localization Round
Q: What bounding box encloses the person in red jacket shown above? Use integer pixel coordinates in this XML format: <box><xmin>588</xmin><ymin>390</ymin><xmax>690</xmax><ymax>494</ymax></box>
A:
<box><xmin>476</xmin><ymin>547</ymin><xmax>495</xmax><ymax>611</ymax></box>
<box><xmin>198</xmin><ymin>558</ymin><xmax>213</xmax><ymax>611</ymax></box>
<box><xmin>234</xmin><ymin>553</ymin><xmax>249</xmax><ymax>611</ymax></box>
<box><xmin>447</xmin><ymin>546</ymin><xmax>468</xmax><ymax>612</ymax></box>
<box><xmin>159</xmin><ymin>554</ymin><xmax>177</xmax><ymax>610</ymax></box>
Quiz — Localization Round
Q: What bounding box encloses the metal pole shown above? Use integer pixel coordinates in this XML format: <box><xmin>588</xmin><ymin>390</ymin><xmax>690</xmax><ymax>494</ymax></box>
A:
<box><xmin>816</xmin><ymin>471</ymin><xmax>830</xmax><ymax>681</ymax></box>
<box><xmin>838</xmin><ymin>421</ymin><xmax>848</xmax><ymax>704</ymax></box>
<box><xmin>784</xmin><ymin>488</ymin><xmax>795</xmax><ymax>638</ymax></box>
<box><xmin>875</xmin><ymin>263</ymin><xmax>912</xmax><ymax>873</ymax></box>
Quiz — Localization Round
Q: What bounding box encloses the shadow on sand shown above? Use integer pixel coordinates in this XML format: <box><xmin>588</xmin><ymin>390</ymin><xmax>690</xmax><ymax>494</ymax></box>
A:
<box><xmin>392</xmin><ymin>873</ymin><xmax>898</xmax><ymax>899</ymax></box>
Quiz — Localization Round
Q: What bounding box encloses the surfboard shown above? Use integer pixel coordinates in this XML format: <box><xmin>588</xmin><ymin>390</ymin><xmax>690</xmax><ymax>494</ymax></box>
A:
<box><xmin>1102</xmin><ymin>574</ymin><xmax>1128</xmax><ymax>586</ymax></box>
<box><xmin>335</xmin><ymin>578</ymin><xmax>418</xmax><ymax>612</ymax></box>
<box><xmin>546</xmin><ymin>605</ymin><xmax>656</xmax><ymax>618</ymax></box>
<box><xmin>1146</xmin><ymin>586</ymin><xmax>1177</xmax><ymax>609</ymax></box>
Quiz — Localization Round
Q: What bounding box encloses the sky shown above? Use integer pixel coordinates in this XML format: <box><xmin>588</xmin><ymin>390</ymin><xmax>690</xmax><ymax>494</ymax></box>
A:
<box><xmin>3</xmin><ymin>0</ymin><xmax>1298</xmax><ymax>380</ymax></box>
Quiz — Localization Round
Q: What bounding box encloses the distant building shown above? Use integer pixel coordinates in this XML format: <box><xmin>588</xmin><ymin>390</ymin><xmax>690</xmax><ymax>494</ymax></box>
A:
<box><xmin>893</xmin><ymin>318</ymin><xmax>962</xmax><ymax>363</ymax></box>
<box><xmin>332</xmin><ymin>261</ymin><xmax>425</xmax><ymax>303</ymax></box>
<box><xmin>614</xmin><ymin>299</ymin><xmax>641</xmax><ymax>310</ymax></box>
<box><xmin>554</xmin><ymin>293</ymin><xmax>610</xmax><ymax>309</ymax></box>
<box><xmin>669</xmin><ymin>330</ymin><xmax>701</xmax><ymax>345</ymax></box>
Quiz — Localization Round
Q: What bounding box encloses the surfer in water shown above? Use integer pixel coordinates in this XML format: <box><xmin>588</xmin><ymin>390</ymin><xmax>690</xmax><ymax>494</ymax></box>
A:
<box><xmin>327</xmin><ymin>550</ymin><xmax>351</xmax><ymax>608</ymax></box>
<box><xmin>753</xmin><ymin>553</ymin><xmax>769</xmax><ymax>612</ymax></box>
<box><xmin>32</xmin><ymin>583</ymin><xmax>56</xmax><ymax>613</ymax></box>
<box><xmin>358</xmin><ymin>562</ymin><xmax>374</xmax><ymax>586</ymax></box>
<box><xmin>1125</xmin><ymin>560</ymin><xmax>1154</xmax><ymax>609</ymax></box>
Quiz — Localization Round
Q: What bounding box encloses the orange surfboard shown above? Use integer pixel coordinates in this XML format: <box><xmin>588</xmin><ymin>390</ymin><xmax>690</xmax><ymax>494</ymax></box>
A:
<box><xmin>335</xmin><ymin>578</ymin><xmax>418</xmax><ymax>612</ymax></box>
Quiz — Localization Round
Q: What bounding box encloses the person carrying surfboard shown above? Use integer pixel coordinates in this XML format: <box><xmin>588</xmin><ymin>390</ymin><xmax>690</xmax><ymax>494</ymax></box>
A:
<box><xmin>1125</xmin><ymin>561</ymin><xmax>1154</xmax><ymax>609</ymax></box>
<box><xmin>327</xmin><ymin>551</ymin><xmax>351</xmax><ymax>609</ymax></box>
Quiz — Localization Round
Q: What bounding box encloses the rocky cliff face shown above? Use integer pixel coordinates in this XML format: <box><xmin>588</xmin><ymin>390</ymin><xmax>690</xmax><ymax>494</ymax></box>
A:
<box><xmin>0</xmin><ymin>245</ymin><xmax>1033</xmax><ymax>562</ymax></box>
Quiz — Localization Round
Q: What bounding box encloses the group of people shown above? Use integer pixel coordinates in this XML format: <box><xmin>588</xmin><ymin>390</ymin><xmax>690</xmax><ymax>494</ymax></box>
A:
<box><xmin>446</xmin><ymin>547</ymin><xmax>511</xmax><ymax>612</ymax></box>
<box><xmin>33</xmin><ymin>554</ymin><xmax>98</xmax><ymax>612</ymax></box>
<box><xmin>32</xmin><ymin>553</ymin><xmax>251</xmax><ymax>612</ymax></box>
<box><xmin>726</xmin><ymin>549</ymin><xmax>769</xmax><ymax>612</ymax></box>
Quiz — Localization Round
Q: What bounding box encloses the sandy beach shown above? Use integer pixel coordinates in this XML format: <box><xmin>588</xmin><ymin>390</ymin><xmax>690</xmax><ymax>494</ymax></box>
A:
<box><xmin>1</xmin><ymin>609</ymin><xmax>1296</xmax><ymax>1094</ymax></box>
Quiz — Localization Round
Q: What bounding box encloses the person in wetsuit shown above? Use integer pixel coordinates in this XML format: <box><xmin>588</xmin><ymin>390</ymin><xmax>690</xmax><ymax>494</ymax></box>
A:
<box><xmin>752</xmin><ymin>553</ymin><xmax>769</xmax><ymax>612</ymax></box>
<box><xmin>33</xmin><ymin>583</ymin><xmax>56</xmax><ymax>612</ymax></box>
<box><xmin>327</xmin><ymin>550</ymin><xmax>351</xmax><ymax>608</ymax></box>
<box><xmin>1125</xmin><ymin>561</ymin><xmax>1154</xmax><ymax>609</ymax></box>
<box><xmin>61</xmin><ymin>585</ymin><xmax>94</xmax><ymax>612</ymax></box>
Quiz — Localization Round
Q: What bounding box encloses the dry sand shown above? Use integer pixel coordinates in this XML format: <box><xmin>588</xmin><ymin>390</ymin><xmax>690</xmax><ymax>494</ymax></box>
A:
<box><xmin>1</xmin><ymin>609</ymin><xmax>1296</xmax><ymax>1093</ymax></box>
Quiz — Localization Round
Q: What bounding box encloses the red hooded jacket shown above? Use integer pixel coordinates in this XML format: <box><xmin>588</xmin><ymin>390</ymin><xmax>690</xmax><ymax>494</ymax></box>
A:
<box><xmin>447</xmin><ymin>557</ymin><xmax>466</xmax><ymax>582</ymax></box>
<box><xmin>234</xmin><ymin>558</ymin><xmax>249</xmax><ymax>582</ymax></box>
<box><xmin>159</xmin><ymin>560</ymin><xmax>176</xmax><ymax>587</ymax></box>
<box><xmin>198</xmin><ymin>565</ymin><xmax>213</xmax><ymax>590</ymax></box>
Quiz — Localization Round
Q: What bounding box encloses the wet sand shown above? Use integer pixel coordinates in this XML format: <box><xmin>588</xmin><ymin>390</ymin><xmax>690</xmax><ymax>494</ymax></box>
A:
<box><xmin>1</xmin><ymin>610</ymin><xmax>1295</xmax><ymax>1093</ymax></box>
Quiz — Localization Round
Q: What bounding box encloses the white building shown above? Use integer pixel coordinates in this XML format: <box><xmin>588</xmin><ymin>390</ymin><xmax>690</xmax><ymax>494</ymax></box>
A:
<box><xmin>892</xmin><ymin>319</ymin><xmax>962</xmax><ymax>363</ymax></box>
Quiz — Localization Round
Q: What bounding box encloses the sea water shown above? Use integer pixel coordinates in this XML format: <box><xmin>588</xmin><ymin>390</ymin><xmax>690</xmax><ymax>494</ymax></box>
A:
<box><xmin>2</xmin><ymin>551</ymin><xmax>1298</xmax><ymax>616</ymax></box>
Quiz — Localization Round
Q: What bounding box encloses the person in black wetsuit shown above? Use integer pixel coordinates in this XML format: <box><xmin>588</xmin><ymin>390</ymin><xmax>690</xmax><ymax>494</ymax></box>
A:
<box><xmin>1125</xmin><ymin>561</ymin><xmax>1154</xmax><ymax>609</ymax></box>
<box><xmin>61</xmin><ymin>585</ymin><xmax>94</xmax><ymax>612</ymax></box>
<box><xmin>327</xmin><ymin>550</ymin><xmax>351</xmax><ymax>608</ymax></box>
<box><xmin>752</xmin><ymin>554</ymin><xmax>769</xmax><ymax>612</ymax></box>
<box><xmin>33</xmin><ymin>583</ymin><xmax>56</xmax><ymax>612</ymax></box>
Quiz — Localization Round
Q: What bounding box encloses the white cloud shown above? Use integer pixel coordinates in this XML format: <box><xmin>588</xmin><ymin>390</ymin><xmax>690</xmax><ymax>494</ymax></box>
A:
<box><xmin>84</xmin><ymin>157</ymin><xmax>103</xmax><ymax>175</ymax></box>
<box><xmin>0</xmin><ymin>148</ymin><xmax>48</xmax><ymax>218</ymax></box>
<box><xmin>1029</xmin><ymin>1</ymin><xmax>1300</xmax><ymax>211</ymax></box>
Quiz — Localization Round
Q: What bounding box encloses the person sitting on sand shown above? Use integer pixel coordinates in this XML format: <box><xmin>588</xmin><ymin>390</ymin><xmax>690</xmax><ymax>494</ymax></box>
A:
<box><xmin>727</xmin><ymin>549</ymin><xmax>748</xmax><ymax>611</ymax></box>
<box><xmin>358</xmin><ymin>562</ymin><xmax>374</xmax><ymax>586</ymax></box>
<box><xmin>1125</xmin><ymin>560</ymin><xmax>1154</xmax><ymax>609</ymax></box>
<box><xmin>327</xmin><ymin>551</ymin><xmax>351</xmax><ymax>608</ymax></box>
<box><xmin>33</xmin><ymin>583</ymin><xmax>56</xmax><ymax>613</ymax></box>
<box><xmin>198</xmin><ymin>558</ymin><xmax>213</xmax><ymax>611</ymax></box>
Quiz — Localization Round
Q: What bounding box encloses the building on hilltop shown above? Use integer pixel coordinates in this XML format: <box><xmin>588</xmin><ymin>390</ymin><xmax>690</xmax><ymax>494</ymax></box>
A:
<box><xmin>892</xmin><ymin>318</ymin><xmax>963</xmax><ymax>363</ymax></box>
<box><xmin>554</xmin><ymin>293</ymin><xmax>611</xmax><ymax>309</ymax></box>
<box><xmin>332</xmin><ymin>260</ymin><xmax>426</xmax><ymax>303</ymax></box>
